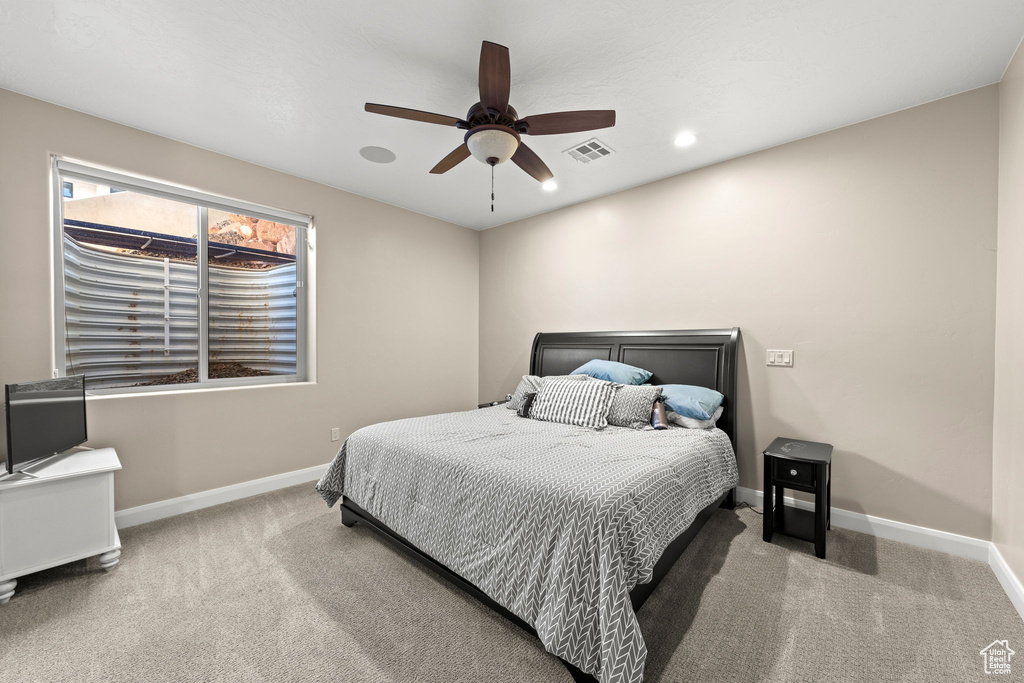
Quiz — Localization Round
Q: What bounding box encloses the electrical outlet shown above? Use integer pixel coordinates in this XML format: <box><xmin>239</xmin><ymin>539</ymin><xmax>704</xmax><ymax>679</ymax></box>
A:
<box><xmin>766</xmin><ymin>350</ymin><xmax>794</xmax><ymax>367</ymax></box>
<box><xmin>331</xmin><ymin>427</ymin><xmax>340</xmax><ymax>442</ymax></box>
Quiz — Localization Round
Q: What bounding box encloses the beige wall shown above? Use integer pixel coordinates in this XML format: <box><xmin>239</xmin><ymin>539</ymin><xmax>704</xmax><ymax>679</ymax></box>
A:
<box><xmin>0</xmin><ymin>81</ymin><xmax>1007</xmax><ymax>545</ymax></box>
<box><xmin>994</xmin><ymin>45</ymin><xmax>1024</xmax><ymax>581</ymax></box>
<box><xmin>480</xmin><ymin>87</ymin><xmax>999</xmax><ymax>539</ymax></box>
<box><xmin>63</xmin><ymin>190</ymin><xmax>197</xmax><ymax>237</ymax></box>
<box><xmin>0</xmin><ymin>88</ymin><xmax>480</xmax><ymax>510</ymax></box>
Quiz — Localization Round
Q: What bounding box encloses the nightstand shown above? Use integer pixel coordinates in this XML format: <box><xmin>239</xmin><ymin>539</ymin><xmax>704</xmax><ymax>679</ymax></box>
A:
<box><xmin>762</xmin><ymin>437</ymin><xmax>832</xmax><ymax>559</ymax></box>
<box><xmin>477</xmin><ymin>400</ymin><xmax>509</xmax><ymax>408</ymax></box>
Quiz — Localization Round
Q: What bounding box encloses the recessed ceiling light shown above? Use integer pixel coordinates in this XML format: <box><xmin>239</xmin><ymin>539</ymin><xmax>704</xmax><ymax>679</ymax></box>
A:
<box><xmin>674</xmin><ymin>133</ymin><xmax>697</xmax><ymax>148</ymax></box>
<box><xmin>359</xmin><ymin>146</ymin><xmax>396</xmax><ymax>164</ymax></box>
<box><xmin>542</xmin><ymin>180</ymin><xmax>558</xmax><ymax>192</ymax></box>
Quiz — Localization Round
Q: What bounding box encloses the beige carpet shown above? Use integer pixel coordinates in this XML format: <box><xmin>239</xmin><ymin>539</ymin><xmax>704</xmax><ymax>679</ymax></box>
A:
<box><xmin>0</xmin><ymin>484</ymin><xmax>1021</xmax><ymax>682</ymax></box>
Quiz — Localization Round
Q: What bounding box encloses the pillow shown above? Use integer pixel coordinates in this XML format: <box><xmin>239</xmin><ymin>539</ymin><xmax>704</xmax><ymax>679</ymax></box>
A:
<box><xmin>506</xmin><ymin>374</ymin><xmax>591</xmax><ymax>411</ymax></box>
<box><xmin>668</xmin><ymin>405</ymin><xmax>725</xmax><ymax>430</ymax></box>
<box><xmin>530</xmin><ymin>378</ymin><xmax>620</xmax><ymax>429</ymax></box>
<box><xmin>517</xmin><ymin>392</ymin><xmax>538</xmax><ymax>418</ymax></box>
<box><xmin>607</xmin><ymin>385</ymin><xmax>662</xmax><ymax>429</ymax></box>
<box><xmin>659</xmin><ymin>384</ymin><xmax>725</xmax><ymax>421</ymax></box>
<box><xmin>570</xmin><ymin>359</ymin><xmax>653</xmax><ymax>385</ymax></box>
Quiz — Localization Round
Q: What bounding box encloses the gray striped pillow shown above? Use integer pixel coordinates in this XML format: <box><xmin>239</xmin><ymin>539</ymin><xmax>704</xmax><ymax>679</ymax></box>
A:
<box><xmin>506</xmin><ymin>374</ymin><xmax>591</xmax><ymax>411</ymax></box>
<box><xmin>530</xmin><ymin>378</ymin><xmax>620</xmax><ymax>429</ymax></box>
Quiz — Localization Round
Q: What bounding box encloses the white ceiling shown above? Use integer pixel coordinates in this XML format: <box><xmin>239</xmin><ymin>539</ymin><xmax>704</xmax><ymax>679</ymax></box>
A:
<box><xmin>2</xmin><ymin>1</ymin><xmax>1023</xmax><ymax>230</ymax></box>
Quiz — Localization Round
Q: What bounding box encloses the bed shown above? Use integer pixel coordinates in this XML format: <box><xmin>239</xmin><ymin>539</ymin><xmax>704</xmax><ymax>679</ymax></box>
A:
<box><xmin>317</xmin><ymin>328</ymin><xmax>740</xmax><ymax>683</ymax></box>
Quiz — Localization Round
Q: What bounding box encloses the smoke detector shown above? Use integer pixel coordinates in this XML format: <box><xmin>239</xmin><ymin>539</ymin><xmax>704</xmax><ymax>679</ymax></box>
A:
<box><xmin>564</xmin><ymin>138</ymin><xmax>613</xmax><ymax>164</ymax></box>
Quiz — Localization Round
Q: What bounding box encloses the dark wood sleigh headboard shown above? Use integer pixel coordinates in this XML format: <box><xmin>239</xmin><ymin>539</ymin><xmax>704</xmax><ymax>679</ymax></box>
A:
<box><xmin>530</xmin><ymin>328</ymin><xmax>741</xmax><ymax>449</ymax></box>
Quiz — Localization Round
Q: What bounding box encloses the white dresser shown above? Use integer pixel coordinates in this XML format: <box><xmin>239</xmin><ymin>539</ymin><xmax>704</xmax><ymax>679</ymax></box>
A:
<box><xmin>0</xmin><ymin>447</ymin><xmax>121</xmax><ymax>604</ymax></box>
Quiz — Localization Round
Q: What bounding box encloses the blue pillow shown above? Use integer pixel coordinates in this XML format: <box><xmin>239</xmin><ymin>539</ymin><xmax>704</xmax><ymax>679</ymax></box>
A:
<box><xmin>660</xmin><ymin>384</ymin><xmax>725</xmax><ymax>421</ymax></box>
<box><xmin>570</xmin><ymin>359</ymin><xmax>653</xmax><ymax>385</ymax></box>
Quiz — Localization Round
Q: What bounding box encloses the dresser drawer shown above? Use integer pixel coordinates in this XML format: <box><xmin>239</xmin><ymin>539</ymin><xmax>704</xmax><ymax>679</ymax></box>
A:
<box><xmin>773</xmin><ymin>458</ymin><xmax>816</xmax><ymax>488</ymax></box>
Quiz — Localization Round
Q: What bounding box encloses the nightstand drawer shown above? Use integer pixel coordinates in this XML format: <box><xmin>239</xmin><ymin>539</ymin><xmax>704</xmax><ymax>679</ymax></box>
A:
<box><xmin>773</xmin><ymin>458</ymin><xmax>815</xmax><ymax>488</ymax></box>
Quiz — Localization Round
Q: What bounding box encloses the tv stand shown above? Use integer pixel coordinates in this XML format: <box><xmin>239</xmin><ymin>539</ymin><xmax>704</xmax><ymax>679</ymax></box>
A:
<box><xmin>0</xmin><ymin>448</ymin><xmax>121</xmax><ymax>605</ymax></box>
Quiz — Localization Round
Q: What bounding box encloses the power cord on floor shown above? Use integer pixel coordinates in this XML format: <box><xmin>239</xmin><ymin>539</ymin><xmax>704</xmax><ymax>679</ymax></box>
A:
<box><xmin>735</xmin><ymin>501</ymin><xmax>763</xmax><ymax>515</ymax></box>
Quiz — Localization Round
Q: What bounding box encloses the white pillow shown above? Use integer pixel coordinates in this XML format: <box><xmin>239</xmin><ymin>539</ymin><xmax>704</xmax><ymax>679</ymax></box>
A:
<box><xmin>668</xmin><ymin>405</ymin><xmax>725</xmax><ymax>429</ymax></box>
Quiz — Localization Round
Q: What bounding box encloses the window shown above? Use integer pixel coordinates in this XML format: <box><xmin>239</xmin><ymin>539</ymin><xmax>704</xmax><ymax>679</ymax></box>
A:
<box><xmin>53</xmin><ymin>159</ymin><xmax>312</xmax><ymax>392</ymax></box>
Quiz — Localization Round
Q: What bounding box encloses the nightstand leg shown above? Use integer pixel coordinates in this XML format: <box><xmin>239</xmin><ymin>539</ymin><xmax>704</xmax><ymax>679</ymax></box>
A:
<box><xmin>815</xmin><ymin>464</ymin><xmax>827</xmax><ymax>559</ymax></box>
<box><xmin>762</xmin><ymin>455</ymin><xmax>773</xmax><ymax>542</ymax></box>
<box><xmin>774</xmin><ymin>485</ymin><xmax>785</xmax><ymax>528</ymax></box>
<box><xmin>826</xmin><ymin>464</ymin><xmax>832</xmax><ymax>530</ymax></box>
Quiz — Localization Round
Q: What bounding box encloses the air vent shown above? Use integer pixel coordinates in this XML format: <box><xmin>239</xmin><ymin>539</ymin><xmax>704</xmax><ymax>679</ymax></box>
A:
<box><xmin>563</xmin><ymin>138</ymin><xmax>613</xmax><ymax>164</ymax></box>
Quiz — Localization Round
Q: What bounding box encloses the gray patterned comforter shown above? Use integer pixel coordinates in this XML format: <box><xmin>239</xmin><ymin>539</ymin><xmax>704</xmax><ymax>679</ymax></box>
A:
<box><xmin>316</xmin><ymin>406</ymin><xmax>737</xmax><ymax>683</ymax></box>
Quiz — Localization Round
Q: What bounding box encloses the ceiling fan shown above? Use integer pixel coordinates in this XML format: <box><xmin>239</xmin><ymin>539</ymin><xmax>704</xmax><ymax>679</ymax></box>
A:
<box><xmin>364</xmin><ymin>41</ymin><xmax>616</xmax><ymax>184</ymax></box>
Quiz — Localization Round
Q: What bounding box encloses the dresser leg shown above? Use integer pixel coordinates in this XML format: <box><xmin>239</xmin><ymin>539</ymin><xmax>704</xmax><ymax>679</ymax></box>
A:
<box><xmin>99</xmin><ymin>549</ymin><xmax>121</xmax><ymax>572</ymax></box>
<box><xmin>0</xmin><ymin>579</ymin><xmax>15</xmax><ymax>605</ymax></box>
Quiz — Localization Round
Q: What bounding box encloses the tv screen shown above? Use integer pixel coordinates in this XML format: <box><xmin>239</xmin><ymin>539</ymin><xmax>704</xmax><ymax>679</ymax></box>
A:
<box><xmin>5</xmin><ymin>375</ymin><xmax>87</xmax><ymax>474</ymax></box>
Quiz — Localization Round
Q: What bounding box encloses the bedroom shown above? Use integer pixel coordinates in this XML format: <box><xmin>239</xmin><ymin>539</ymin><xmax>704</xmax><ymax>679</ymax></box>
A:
<box><xmin>0</xmin><ymin>1</ymin><xmax>1022</xmax><ymax>681</ymax></box>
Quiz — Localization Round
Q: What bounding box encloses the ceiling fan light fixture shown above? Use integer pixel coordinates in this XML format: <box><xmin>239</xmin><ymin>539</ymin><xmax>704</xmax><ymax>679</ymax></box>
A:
<box><xmin>466</xmin><ymin>125</ymin><xmax>521</xmax><ymax>165</ymax></box>
<box><xmin>541</xmin><ymin>180</ymin><xmax>558</xmax><ymax>191</ymax></box>
<box><xmin>365</xmin><ymin>42</ymin><xmax>614</xmax><ymax>185</ymax></box>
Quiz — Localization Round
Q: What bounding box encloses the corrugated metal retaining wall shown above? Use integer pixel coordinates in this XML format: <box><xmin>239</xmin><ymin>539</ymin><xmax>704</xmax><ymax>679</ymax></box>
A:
<box><xmin>63</xmin><ymin>236</ymin><xmax>296</xmax><ymax>388</ymax></box>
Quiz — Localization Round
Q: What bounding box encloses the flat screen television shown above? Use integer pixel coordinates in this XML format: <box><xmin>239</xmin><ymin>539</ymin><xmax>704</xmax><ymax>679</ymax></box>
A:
<box><xmin>4</xmin><ymin>375</ymin><xmax>87</xmax><ymax>475</ymax></box>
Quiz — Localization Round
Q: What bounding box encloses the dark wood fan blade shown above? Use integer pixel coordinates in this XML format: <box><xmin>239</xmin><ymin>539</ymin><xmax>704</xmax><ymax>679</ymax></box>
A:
<box><xmin>365</xmin><ymin>103</ymin><xmax>462</xmax><ymax>127</ymax></box>
<box><xmin>520</xmin><ymin>110</ymin><xmax>616</xmax><ymax>135</ymax></box>
<box><xmin>511</xmin><ymin>143</ymin><xmax>553</xmax><ymax>182</ymax></box>
<box><xmin>479</xmin><ymin>41</ymin><xmax>511</xmax><ymax>115</ymax></box>
<box><xmin>430</xmin><ymin>144</ymin><xmax>471</xmax><ymax>174</ymax></box>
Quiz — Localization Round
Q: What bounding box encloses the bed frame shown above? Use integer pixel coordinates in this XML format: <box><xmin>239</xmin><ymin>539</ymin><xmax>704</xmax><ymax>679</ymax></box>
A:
<box><xmin>340</xmin><ymin>327</ymin><xmax>740</xmax><ymax>682</ymax></box>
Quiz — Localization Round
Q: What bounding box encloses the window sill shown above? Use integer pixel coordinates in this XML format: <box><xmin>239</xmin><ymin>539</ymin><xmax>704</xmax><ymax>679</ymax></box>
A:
<box><xmin>85</xmin><ymin>379</ymin><xmax>315</xmax><ymax>400</ymax></box>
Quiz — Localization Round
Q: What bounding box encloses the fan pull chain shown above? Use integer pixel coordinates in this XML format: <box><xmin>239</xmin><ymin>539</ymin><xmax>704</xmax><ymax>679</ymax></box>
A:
<box><xmin>491</xmin><ymin>164</ymin><xmax>495</xmax><ymax>212</ymax></box>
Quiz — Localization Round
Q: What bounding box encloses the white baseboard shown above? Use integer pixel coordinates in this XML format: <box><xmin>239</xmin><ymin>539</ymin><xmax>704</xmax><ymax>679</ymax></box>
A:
<box><xmin>114</xmin><ymin>463</ymin><xmax>329</xmax><ymax>529</ymax></box>
<box><xmin>735</xmin><ymin>486</ymin><xmax>990</xmax><ymax>561</ymax></box>
<box><xmin>736</xmin><ymin>486</ymin><xmax>1023</xmax><ymax>623</ymax></box>
<box><xmin>990</xmin><ymin>543</ymin><xmax>1024</xmax><ymax>622</ymax></box>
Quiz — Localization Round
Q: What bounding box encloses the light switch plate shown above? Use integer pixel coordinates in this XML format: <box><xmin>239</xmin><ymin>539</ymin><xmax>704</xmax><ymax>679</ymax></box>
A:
<box><xmin>331</xmin><ymin>427</ymin><xmax>340</xmax><ymax>442</ymax></box>
<box><xmin>767</xmin><ymin>349</ymin><xmax>794</xmax><ymax>367</ymax></box>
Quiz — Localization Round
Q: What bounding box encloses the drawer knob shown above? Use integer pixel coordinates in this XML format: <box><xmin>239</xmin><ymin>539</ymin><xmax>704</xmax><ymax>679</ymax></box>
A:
<box><xmin>790</xmin><ymin>469</ymin><xmax>798</xmax><ymax>476</ymax></box>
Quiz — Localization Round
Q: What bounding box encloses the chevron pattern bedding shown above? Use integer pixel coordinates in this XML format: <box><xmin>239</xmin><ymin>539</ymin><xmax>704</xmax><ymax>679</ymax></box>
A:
<box><xmin>316</xmin><ymin>406</ymin><xmax>737</xmax><ymax>683</ymax></box>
